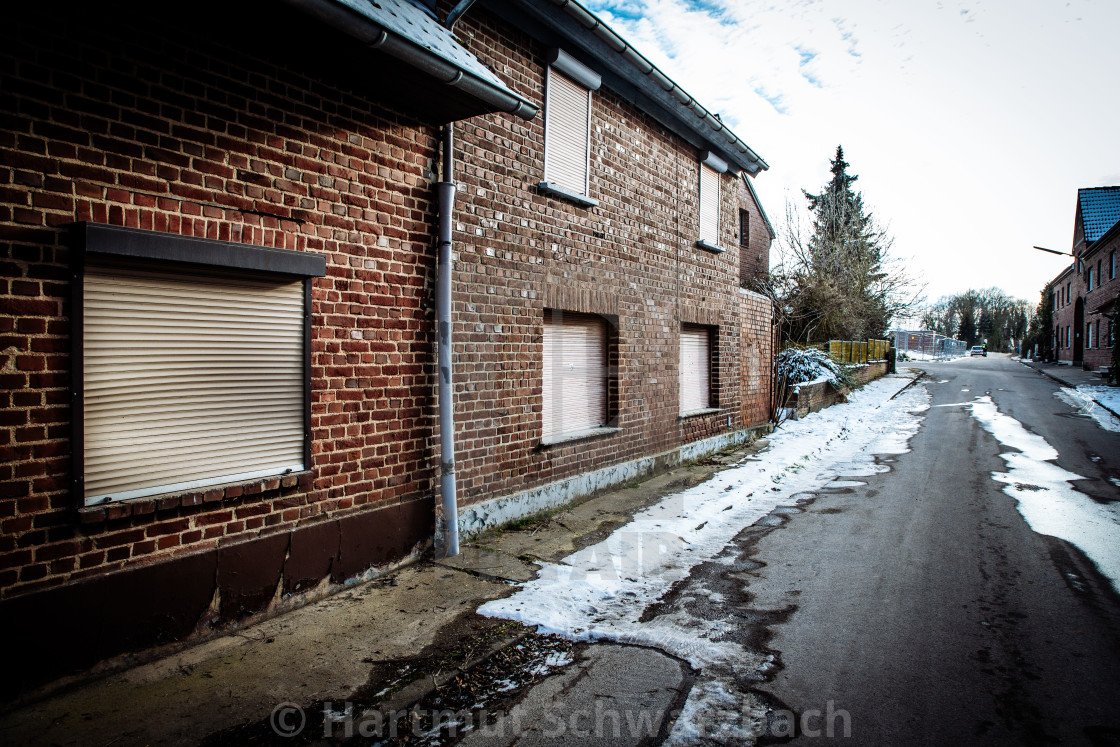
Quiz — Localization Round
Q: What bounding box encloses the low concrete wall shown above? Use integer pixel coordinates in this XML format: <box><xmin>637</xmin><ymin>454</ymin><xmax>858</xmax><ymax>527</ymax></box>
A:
<box><xmin>448</xmin><ymin>423</ymin><xmax>774</xmax><ymax>541</ymax></box>
<box><xmin>787</xmin><ymin>361</ymin><xmax>888</xmax><ymax>419</ymax></box>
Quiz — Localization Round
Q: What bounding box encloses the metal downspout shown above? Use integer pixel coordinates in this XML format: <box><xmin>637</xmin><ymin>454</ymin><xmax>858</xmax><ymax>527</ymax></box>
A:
<box><xmin>436</xmin><ymin>125</ymin><xmax>460</xmax><ymax>557</ymax></box>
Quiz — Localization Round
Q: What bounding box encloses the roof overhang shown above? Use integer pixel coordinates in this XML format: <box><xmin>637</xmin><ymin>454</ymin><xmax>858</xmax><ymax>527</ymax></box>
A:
<box><xmin>284</xmin><ymin>0</ymin><xmax>538</xmax><ymax>122</ymax></box>
<box><xmin>482</xmin><ymin>0</ymin><xmax>767</xmax><ymax>175</ymax></box>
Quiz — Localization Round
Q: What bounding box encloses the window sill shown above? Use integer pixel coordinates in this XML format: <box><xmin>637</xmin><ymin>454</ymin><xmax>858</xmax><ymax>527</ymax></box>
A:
<box><xmin>696</xmin><ymin>240</ymin><xmax>724</xmax><ymax>253</ymax></box>
<box><xmin>539</xmin><ymin>426</ymin><xmax>620</xmax><ymax>447</ymax></box>
<box><xmin>77</xmin><ymin>470</ymin><xmax>314</xmax><ymax>524</ymax></box>
<box><xmin>538</xmin><ymin>181</ymin><xmax>598</xmax><ymax>208</ymax></box>
<box><xmin>678</xmin><ymin>407</ymin><xmax>724</xmax><ymax>420</ymax></box>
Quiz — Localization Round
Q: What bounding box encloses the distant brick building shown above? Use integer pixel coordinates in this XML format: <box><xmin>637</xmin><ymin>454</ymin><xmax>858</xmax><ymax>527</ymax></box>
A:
<box><xmin>0</xmin><ymin>0</ymin><xmax>773</xmax><ymax>695</ymax></box>
<box><xmin>1050</xmin><ymin>187</ymin><xmax>1119</xmax><ymax>370</ymax></box>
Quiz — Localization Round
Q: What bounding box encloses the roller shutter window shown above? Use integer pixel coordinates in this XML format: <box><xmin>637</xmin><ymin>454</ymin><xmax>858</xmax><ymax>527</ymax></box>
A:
<box><xmin>680</xmin><ymin>324</ymin><xmax>711</xmax><ymax>414</ymax></box>
<box><xmin>82</xmin><ymin>265</ymin><xmax>306</xmax><ymax>504</ymax></box>
<box><xmin>544</xmin><ymin>67</ymin><xmax>591</xmax><ymax>197</ymax></box>
<box><xmin>542</xmin><ymin>312</ymin><xmax>607</xmax><ymax>439</ymax></box>
<box><xmin>699</xmin><ymin>163</ymin><xmax>720</xmax><ymax>245</ymax></box>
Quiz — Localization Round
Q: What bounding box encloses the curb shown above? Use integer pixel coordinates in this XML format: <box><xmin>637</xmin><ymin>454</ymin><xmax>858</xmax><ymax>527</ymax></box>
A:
<box><xmin>1021</xmin><ymin>362</ymin><xmax>1120</xmax><ymax>421</ymax></box>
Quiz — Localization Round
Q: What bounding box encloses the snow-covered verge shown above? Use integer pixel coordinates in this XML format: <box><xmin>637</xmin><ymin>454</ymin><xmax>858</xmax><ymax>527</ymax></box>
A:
<box><xmin>478</xmin><ymin>375</ymin><xmax>930</xmax><ymax>744</ymax></box>
<box><xmin>967</xmin><ymin>396</ymin><xmax>1120</xmax><ymax>593</ymax></box>
<box><xmin>1055</xmin><ymin>386</ymin><xmax>1120</xmax><ymax>433</ymax></box>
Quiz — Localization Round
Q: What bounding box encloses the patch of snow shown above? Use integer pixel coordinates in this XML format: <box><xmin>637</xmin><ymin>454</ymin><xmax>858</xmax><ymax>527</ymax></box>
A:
<box><xmin>967</xmin><ymin>396</ymin><xmax>1120</xmax><ymax>593</ymax></box>
<box><xmin>1055</xmin><ymin>387</ymin><xmax>1120</xmax><ymax>433</ymax></box>
<box><xmin>479</xmin><ymin>375</ymin><xmax>929</xmax><ymax>745</ymax></box>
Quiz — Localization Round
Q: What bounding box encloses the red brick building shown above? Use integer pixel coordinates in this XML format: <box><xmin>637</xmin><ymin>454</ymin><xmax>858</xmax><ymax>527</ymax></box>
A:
<box><xmin>1050</xmin><ymin>187</ymin><xmax>1119</xmax><ymax>370</ymax></box>
<box><xmin>0</xmin><ymin>0</ymin><xmax>773</xmax><ymax>695</ymax></box>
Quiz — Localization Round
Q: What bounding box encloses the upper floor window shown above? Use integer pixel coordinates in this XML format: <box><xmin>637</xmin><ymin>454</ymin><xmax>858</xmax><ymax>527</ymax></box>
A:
<box><xmin>1111</xmin><ymin>251</ymin><xmax>1116</xmax><ymax>280</ymax></box>
<box><xmin>540</xmin><ymin>49</ymin><xmax>601</xmax><ymax>207</ymax></box>
<box><xmin>697</xmin><ymin>151</ymin><xmax>728</xmax><ymax>252</ymax></box>
<box><xmin>1088</xmin><ymin>266</ymin><xmax>1094</xmax><ymax>290</ymax></box>
<box><xmin>739</xmin><ymin>209</ymin><xmax>751</xmax><ymax>248</ymax></box>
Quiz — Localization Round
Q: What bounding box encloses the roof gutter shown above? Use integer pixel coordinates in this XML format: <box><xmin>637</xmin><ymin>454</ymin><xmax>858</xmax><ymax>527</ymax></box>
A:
<box><xmin>284</xmin><ymin>0</ymin><xmax>538</xmax><ymax>120</ymax></box>
<box><xmin>545</xmin><ymin>0</ymin><xmax>767</xmax><ymax>174</ymax></box>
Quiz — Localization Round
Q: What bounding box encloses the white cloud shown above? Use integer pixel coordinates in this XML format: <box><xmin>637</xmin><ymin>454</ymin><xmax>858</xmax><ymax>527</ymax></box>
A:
<box><xmin>587</xmin><ymin>0</ymin><xmax>1120</xmax><ymax>302</ymax></box>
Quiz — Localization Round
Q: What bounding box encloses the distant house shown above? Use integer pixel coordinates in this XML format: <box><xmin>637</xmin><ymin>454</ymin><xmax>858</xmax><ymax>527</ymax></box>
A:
<box><xmin>0</xmin><ymin>0</ymin><xmax>773</xmax><ymax>696</ymax></box>
<box><xmin>1050</xmin><ymin>187</ymin><xmax>1119</xmax><ymax>369</ymax></box>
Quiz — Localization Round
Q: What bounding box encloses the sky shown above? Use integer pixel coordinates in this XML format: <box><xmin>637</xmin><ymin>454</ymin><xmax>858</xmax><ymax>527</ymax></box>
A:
<box><xmin>585</xmin><ymin>0</ymin><xmax>1120</xmax><ymax>306</ymax></box>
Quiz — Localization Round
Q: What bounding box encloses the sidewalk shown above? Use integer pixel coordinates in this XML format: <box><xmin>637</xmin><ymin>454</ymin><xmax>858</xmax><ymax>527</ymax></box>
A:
<box><xmin>1019</xmin><ymin>359</ymin><xmax>1120</xmax><ymax>419</ymax></box>
<box><xmin>0</xmin><ymin>437</ymin><xmax>769</xmax><ymax>746</ymax></box>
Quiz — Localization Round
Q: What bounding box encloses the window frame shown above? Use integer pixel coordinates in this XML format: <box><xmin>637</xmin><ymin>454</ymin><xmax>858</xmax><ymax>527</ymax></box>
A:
<box><xmin>70</xmin><ymin>222</ymin><xmax>326</xmax><ymax>506</ymax></box>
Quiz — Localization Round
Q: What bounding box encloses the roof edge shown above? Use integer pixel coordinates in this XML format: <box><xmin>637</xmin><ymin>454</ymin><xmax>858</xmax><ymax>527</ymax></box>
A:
<box><xmin>544</xmin><ymin>0</ymin><xmax>767</xmax><ymax>174</ymax></box>
<box><xmin>284</xmin><ymin>0</ymin><xmax>538</xmax><ymax>121</ymax></box>
<box><xmin>741</xmin><ymin>173</ymin><xmax>775</xmax><ymax>240</ymax></box>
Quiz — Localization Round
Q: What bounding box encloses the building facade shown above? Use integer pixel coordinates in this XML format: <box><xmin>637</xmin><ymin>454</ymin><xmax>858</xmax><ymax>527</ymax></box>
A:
<box><xmin>1051</xmin><ymin>187</ymin><xmax>1119</xmax><ymax>370</ymax></box>
<box><xmin>0</xmin><ymin>0</ymin><xmax>773</xmax><ymax>696</ymax></box>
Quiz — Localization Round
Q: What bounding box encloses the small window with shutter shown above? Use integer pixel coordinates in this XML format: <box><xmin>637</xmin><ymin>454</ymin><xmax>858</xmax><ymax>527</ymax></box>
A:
<box><xmin>699</xmin><ymin>165</ymin><xmax>720</xmax><ymax>245</ymax></box>
<box><xmin>540</xmin><ymin>50</ymin><xmax>601</xmax><ymax>207</ymax></box>
<box><xmin>542</xmin><ymin>310</ymin><xmax>618</xmax><ymax>442</ymax></box>
<box><xmin>73</xmin><ymin>223</ymin><xmax>325</xmax><ymax>506</ymax></box>
<box><xmin>544</xmin><ymin>68</ymin><xmax>590</xmax><ymax>197</ymax></box>
<box><xmin>679</xmin><ymin>324</ymin><xmax>715</xmax><ymax>415</ymax></box>
<box><xmin>697</xmin><ymin>151</ymin><xmax>727</xmax><ymax>252</ymax></box>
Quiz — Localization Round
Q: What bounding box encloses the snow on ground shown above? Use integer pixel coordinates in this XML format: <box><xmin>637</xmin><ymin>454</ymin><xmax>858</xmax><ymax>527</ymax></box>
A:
<box><xmin>967</xmin><ymin>395</ymin><xmax>1120</xmax><ymax>593</ymax></box>
<box><xmin>479</xmin><ymin>375</ymin><xmax>930</xmax><ymax>744</ymax></box>
<box><xmin>1055</xmin><ymin>386</ymin><xmax>1120</xmax><ymax>433</ymax></box>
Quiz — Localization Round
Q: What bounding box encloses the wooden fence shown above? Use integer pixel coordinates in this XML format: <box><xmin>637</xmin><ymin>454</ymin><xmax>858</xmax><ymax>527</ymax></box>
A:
<box><xmin>827</xmin><ymin>339</ymin><xmax>889</xmax><ymax>364</ymax></box>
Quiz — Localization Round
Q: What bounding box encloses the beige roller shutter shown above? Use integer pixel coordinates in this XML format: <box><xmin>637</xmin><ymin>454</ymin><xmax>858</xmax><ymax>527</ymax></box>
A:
<box><xmin>699</xmin><ymin>163</ymin><xmax>720</xmax><ymax>244</ymax></box>
<box><xmin>544</xmin><ymin>67</ymin><xmax>591</xmax><ymax>197</ymax></box>
<box><xmin>82</xmin><ymin>265</ymin><xmax>306</xmax><ymax>504</ymax></box>
<box><xmin>680</xmin><ymin>325</ymin><xmax>711</xmax><ymax>414</ymax></box>
<box><xmin>542</xmin><ymin>312</ymin><xmax>606</xmax><ymax>439</ymax></box>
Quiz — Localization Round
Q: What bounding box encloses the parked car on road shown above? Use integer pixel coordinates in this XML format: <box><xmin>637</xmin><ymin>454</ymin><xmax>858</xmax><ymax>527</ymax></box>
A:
<box><xmin>970</xmin><ymin>346</ymin><xmax>987</xmax><ymax>357</ymax></box>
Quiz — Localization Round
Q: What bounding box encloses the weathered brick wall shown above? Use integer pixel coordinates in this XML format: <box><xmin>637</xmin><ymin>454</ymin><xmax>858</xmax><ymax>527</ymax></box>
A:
<box><xmin>0</xmin><ymin>5</ymin><xmax>440</xmax><ymax>604</ymax></box>
<box><xmin>740</xmin><ymin>290</ymin><xmax>773</xmax><ymax>426</ymax></box>
<box><xmin>1052</xmin><ymin>267</ymin><xmax>1075</xmax><ymax>362</ymax></box>
<box><xmin>738</xmin><ymin>178</ymin><xmax>772</xmax><ymax>286</ymax></box>
<box><xmin>0</xmin><ymin>0</ymin><xmax>775</xmax><ymax>693</ymax></box>
<box><xmin>788</xmin><ymin>361</ymin><xmax>889</xmax><ymax>418</ymax></box>
<box><xmin>448</xmin><ymin>7</ymin><xmax>759</xmax><ymax>506</ymax></box>
<box><xmin>1083</xmin><ymin>234</ymin><xmax>1118</xmax><ymax>371</ymax></box>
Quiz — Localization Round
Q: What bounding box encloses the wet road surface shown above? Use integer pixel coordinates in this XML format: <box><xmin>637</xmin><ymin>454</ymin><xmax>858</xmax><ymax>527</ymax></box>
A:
<box><xmin>745</xmin><ymin>355</ymin><xmax>1120</xmax><ymax>744</ymax></box>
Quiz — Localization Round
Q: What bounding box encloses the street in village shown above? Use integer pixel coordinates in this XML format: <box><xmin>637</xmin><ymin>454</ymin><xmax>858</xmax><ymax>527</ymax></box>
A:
<box><xmin>3</xmin><ymin>355</ymin><xmax>1118</xmax><ymax>746</ymax></box>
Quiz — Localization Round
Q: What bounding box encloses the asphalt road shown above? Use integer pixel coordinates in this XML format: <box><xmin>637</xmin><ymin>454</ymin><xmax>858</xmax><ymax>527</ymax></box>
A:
<box><xmin>746</xmin><ymin>355</ymin><xmax>1120</xmax><ymax>745</ymax></box>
